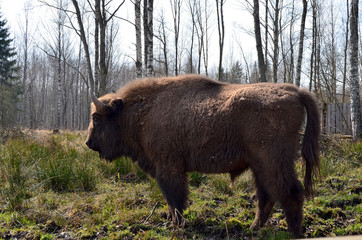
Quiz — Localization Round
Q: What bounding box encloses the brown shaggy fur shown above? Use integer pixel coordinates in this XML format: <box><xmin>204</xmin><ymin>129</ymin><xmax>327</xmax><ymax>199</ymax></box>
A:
<box><xmin>86</xmin><ymin>74</ymin><xmax>320</xmax><ymax>237</ymax></box>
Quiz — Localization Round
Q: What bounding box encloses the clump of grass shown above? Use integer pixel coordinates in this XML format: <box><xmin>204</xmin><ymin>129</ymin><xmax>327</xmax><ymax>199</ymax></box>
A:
<box><xmin>0</xmin><ymin>142</ymin><xmax>28</xmax><ymax>210</ymax></box>
<box><xmin>319</xmin><ymin>136</ymin><xmax>361</xmax><ymax>177</ymax></box>
<box><xmin>98</xmin><ymin>156</ymin><xmax>148</xmax><ymax>181</ymax></box>
<box><xmin>210</xmin><ymin>175</ymin><xmax>233</xmax><ymax>196</ymax></box>
<box><xmin>35</xmin><ymin>136</ymin><xmax>98</xmax><ymax>192</ymax></box>
<box><xmin>189</xmin><ymin>172</ymin><xmax>208</xmax><ymax>187</ymax></box>
<box><xmin>0</xmin><ymin>132</ymin><xmax>99</xmax><ymax>210</ymax></box>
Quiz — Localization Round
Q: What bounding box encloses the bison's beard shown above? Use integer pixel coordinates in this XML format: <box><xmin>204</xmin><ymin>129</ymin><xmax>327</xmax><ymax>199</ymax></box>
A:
<box><xmin>98</xmin><ymin>149</ymin><xmax>121</xmax><ymax>162</ymax></box>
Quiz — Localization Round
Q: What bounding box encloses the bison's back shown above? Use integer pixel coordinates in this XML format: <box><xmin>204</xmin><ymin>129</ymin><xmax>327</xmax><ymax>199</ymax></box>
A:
<box><xmin>137</xmin><ymin>76</ymin><xmax>305</xmax><ymax>174</ymax></box>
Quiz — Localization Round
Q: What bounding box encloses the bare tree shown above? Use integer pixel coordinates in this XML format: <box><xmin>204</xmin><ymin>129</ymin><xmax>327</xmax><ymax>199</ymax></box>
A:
<box><xmin>71</xmin><ymin>0</ymin><xmax>95</xmax><ymax>93</ymax></box>
<box><xmin>155</xmin><ymin>9</ymin><xmax>169</xmax><ymax>76</ymax></box>
<box><xmin>56</xmin><ymin>1</ymin><xmax>64</xmax><ymax>129</ymax></box>
<box><xmin>342</xmin><ymin>0</ymin><xmax>349</xmax><ymax>103</ymax></box>
<box><xmin>185</xmin><ymin>0</ymin><xmax>196</xmax><ymax>74</ymax></box>
<box><xmin>288</xmin><ymin>0</ymin><xmax>296</xmax><ymax>83</ymax></box>
<box><xmin>144</xmin><ymin>0</ymin><xmax>154</xmax><ymax>77</ymax></box>
<box><xmin>170</xmin><ymin>0</ymin><xmax>182</xmax><ymax>76</ymax></box>
<box><xmin>70</xmin><ymin>0</ymin><xmax>124</xmax><ymax>95</ymax></box>
<box><xmin>271</xmin><ymin>0</ymin><xmax>280</xmax><ymax>83</ymax></box>
<box><xmin>349</xmin><ymin>0</ymin><xmax>361</xmax><ymax>140</ymax></box>
<box><xmin>194</xmin><ymin>0</ymin><xmax>204</xmax><ymax>74</ymax></box>
<box><xmin>135</xmin><ymin>0</ymin><xmax>142</xmax><ymax>78</ymax></box>
<box><xmin>216</xmin><ymin>0</ymin><xmax>225</xmax><ymax>81</ymax></box>
<box><xmin>264</xmin><ymin>0</ymin><xmax>269</xmax><ymax>77</ymax></box>
<box><xmin>19</xmin><ymin>1</ymin><xmax>32</xmax><ymax>127</ymax></box>
<box><xmin>202</xmin><ymin>0</ymin><xmax>210</xmax><ymax>76</ymax></box>
<box><xmin>253</xmin><ymin>0</ymin><xmax>267</xmax><ymax>82</ymax></box>
<box><xmin>309</xmin><ymin>0</ymin><xmax>321</xmax><ymax>95</ymax></box>
<box><xmin>295</xmin><ymin>0</ymin><xmax>307</xmax><ymax>87</ymax></box>
<box><xmin>94</xmin><ymin>0</ymin><xmax>125</xmax><ymax>95</ymax></box>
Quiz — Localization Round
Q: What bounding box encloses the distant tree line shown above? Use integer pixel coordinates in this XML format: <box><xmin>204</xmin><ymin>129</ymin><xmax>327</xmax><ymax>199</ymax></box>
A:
<box><xmin>0</xmin><ymin>0</ymin><xmax>360</xmax><ymax>138</ymax></box>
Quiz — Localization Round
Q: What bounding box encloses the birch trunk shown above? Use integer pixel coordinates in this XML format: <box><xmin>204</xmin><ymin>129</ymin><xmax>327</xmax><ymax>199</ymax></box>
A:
<box><xmin>135</xmin><ymin>0</ymin><xmax>142</xmax><ymax>78</ymax></box>
<box><xmin>146</xmin><ymin>0</ymin><xmax>154</xmax><ymax>77</ymax></box>
<box><xmin>349</xmin><ymin>0</ymin><xmax>361</xmax><ymax>140</ymax></box>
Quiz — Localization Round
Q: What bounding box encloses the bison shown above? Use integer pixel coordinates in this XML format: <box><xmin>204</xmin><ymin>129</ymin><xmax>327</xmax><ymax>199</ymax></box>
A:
<box><xmin>86</xmin><ymin>74</ymin><xmax>320</xmax><ymax>237</ymax></box>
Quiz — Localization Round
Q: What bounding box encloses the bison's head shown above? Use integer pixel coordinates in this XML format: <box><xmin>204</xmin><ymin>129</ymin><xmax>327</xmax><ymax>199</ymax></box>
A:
<box><xmin>85</xmin><ymin>94</ymin><xmax>124</xmax><ymax>161</ymax></box>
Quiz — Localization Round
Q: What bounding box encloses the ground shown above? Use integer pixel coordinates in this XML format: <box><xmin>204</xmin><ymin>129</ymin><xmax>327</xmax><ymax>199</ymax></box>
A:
<box><xmin>0</xmin><ymin>129</ymin><xmax>361</xmax><ymax>239</ymax></box>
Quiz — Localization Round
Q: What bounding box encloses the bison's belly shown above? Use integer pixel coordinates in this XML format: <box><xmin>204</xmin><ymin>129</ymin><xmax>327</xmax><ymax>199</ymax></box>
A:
<box><xmin>185</xmin><ymin>150</ymin><xmax>248</xmax><ymax>174</ymax></box>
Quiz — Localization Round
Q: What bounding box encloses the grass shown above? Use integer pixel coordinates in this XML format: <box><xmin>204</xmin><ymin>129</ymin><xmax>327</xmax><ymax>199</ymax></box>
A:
<box><xmin>0</xmin><ymin>130</ymin><xmax>361</xmax><ymax>239</ymax></box>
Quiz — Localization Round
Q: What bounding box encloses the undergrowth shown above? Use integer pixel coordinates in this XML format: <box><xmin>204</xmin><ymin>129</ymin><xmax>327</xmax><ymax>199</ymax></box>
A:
<box><xmin>0</xmin><ymin>130</ymin><xmax>361</xmax><ymax>239</ymax></box>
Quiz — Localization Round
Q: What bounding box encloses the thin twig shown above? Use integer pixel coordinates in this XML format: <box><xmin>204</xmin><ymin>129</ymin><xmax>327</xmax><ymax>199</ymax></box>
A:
<box><xmin>143</xmin><ymin>201</ymin><xmax>159</xmax><ymax>224</ymax></box>
<box><xmin>225</xmin><ymin>219</ymin><xmax>230</xmax><ymax>240</ymax></box>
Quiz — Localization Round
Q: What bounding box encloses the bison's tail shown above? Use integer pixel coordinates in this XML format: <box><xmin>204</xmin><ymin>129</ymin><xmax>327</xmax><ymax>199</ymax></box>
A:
<box><xmin>299</xmin><ymin>89</ymin><xmax>321</xmax><ymax>199</ymax></box>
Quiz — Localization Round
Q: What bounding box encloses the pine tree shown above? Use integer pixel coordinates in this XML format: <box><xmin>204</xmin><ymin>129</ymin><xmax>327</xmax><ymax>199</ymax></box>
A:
<box><xmin>229</xmin><ymin>61</ymin><xmax>244</xmax><ymax>84</ymax></box>
<box><xmin>0</xmin><ymin>11</ymin><xmax>21</xmax><ymax>128</ymax></box>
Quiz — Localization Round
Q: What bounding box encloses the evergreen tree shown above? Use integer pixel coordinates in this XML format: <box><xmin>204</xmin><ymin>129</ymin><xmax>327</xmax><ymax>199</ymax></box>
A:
<box><xmin>229</xmin><ymin>61</ymin><xmax>244</xmax><ymax>84</ymax></box>
<box><xmin>0</xmin><ymin>11</ymin><xmax>21</xmax><ymax>128</ymax></box>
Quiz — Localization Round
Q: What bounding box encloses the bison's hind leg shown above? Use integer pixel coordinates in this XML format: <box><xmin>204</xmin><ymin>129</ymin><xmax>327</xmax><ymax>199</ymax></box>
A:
<box><xmin>280</xmin><ymin>177</ymin><xmax>304</xmax><ymax>237</ymax></box>
<box><xmin>250</xmin><ymin>182</ymin><xmax>275</xmax><ymax>231</ymax></box>
<box><xmin>156</xmin><ymin>172</ymin><xmax>189</xmax><ymax>226</ymax></box>
<box><xmin>250</xmin><ymin>160</ymin><xmax>304</xmax><ymax>237</ymax></box>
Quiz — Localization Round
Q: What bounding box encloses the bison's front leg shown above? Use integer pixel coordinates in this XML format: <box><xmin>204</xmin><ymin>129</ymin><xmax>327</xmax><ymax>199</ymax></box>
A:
<box><xmin>156</xmin><ymin>172</ymin><xmax>189</xmax><ymax>226</ymax></box>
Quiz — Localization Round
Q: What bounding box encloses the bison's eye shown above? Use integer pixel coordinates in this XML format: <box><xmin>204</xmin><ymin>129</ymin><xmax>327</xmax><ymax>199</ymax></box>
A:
<box><xmin>92</xmin><ymin>116</ymin><xmax>99</xmax><ymax>126</ymax></box>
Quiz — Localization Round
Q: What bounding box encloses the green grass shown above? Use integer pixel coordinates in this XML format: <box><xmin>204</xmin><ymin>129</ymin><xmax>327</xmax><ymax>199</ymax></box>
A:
<box><xmin>0</xmin><ymin>131</ymin><xmax>361</xmax><ymax>239</ymax></box>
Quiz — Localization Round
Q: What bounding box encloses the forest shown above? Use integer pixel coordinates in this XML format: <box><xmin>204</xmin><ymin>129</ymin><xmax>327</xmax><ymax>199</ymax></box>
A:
<box><xmin>0</xmin><ymin>0</ymin><xmax>360</xmax><ymax>134</ymax></box>
<box><xmin>0</xmin><ymin>0</ymin><xmax>361</xmax><ymax>239</ymax></box>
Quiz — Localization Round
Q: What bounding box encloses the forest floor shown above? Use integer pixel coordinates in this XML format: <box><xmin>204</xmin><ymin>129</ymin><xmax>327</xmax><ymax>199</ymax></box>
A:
<box><xmin>0</xmin><ymin>129</ymin><xmax>361</xmax><ymax>240</ymax></box>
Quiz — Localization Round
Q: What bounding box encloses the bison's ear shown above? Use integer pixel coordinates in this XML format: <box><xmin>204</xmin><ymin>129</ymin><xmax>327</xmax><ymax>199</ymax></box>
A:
<box><xmin>111</xmin><ymin>99</ymin><xmax>124</xmax><ymax>113</ymax></box>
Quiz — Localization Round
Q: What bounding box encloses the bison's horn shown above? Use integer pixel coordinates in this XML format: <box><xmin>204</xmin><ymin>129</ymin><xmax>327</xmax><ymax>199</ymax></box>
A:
<box><xmin>91</xmin><ymin>93</ymin><xmax>106</xmax><ymax>112</ymax></box>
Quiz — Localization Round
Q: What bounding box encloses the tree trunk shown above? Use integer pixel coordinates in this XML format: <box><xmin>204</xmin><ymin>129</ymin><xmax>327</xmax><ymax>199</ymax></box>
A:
<box><xmin>264</xmin><ymin>0</ymin><xmax>269</xmax><ymax>78</ymax></box>
<box><xmin>287</xmin><ymin>0</ymin><xmax>295</xmax><ymax>84</ymax></box>
<box><xmin>309</xmin><ymin>0</ymin><xmax>315</xmax><ymax>91</ymax></box>
<box><xmin>216</xmin><ymin>0</ymin><xmax>225</xmax><ymax>81</ymax></box>
<box><xmin>56</xmin><ymin>12</ymin><xmax>62</xmax><ymax>130</ymax></box>
<box><xmin>99</xmin><ymin>0</ymin><xmax>107</xmax><ymax>95</ymax></box>
<box><xmin>272</xmin><ymin>0</ymin><xmax>279</xmax><ymax>83</ymax></box>
<box><xmin>203</xmin><ymin>0</ymin><xmax>209</xmax><ymax>76</ymax></box>
<box><xmin>349</xmin><ymin>0</ymin><xmax>361</xmax><ymax>140</ymax></box>
<box><xmin>161</xmin><ymin>15</ymin><xmax>169</xmax><ymax>76</ymax></box>
<box><xmin>295</xmin><ymin>0</ymin><xmax>307</xmax><ymax>87</ymax></box>
<box><xmin>170</xmin><ymin>0</ymin><xmax>181</xmax><ymax>76</ymax></box>
<box><xmin>330</xmin><ymin>3</ymin><xmax>337</xmax><ymax>100</ymax></box>
<box><xmin>146</xmin><ymin>0</ymin><xmax>154</xmax><ymax>76</ymax></box>
<box><xmin>94</xmin><ymin>0</ymin><xmax>100</xmax><ymax>95</ymax></box>
<box><xmin>342</xmin><ymin>0</ymin><xmax>349</xmax><ymax>103</ymax></box>
<box><xmin>253</xmin><ymin>0</ymin><xmax>267</xmax><ymax>82</ymax></box>
<box><xmin>143</xmin><ymin>0</ymin><xmax>154</xmax><ymax>77</ymax></box>
<box><xmin>135</xmin><ymin>0</ymin><xmax>142</xmax><ymax>78</ymax></box>
<box><xmin>22</xmin><ymin>7</ymin><xmax>29</xmax><ymax>127</ymax></box>
<box><xmin>71</xmin><ymin>0</ymin><xmax>95</xmax><ymax>93</ymax></box>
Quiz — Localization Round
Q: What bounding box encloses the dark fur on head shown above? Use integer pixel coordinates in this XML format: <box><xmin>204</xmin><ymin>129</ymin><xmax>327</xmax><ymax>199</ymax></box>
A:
<box><xmin>85</xmin><ymin>74</ymin><xmax>320</xmax><ymax>237</ymax></box>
